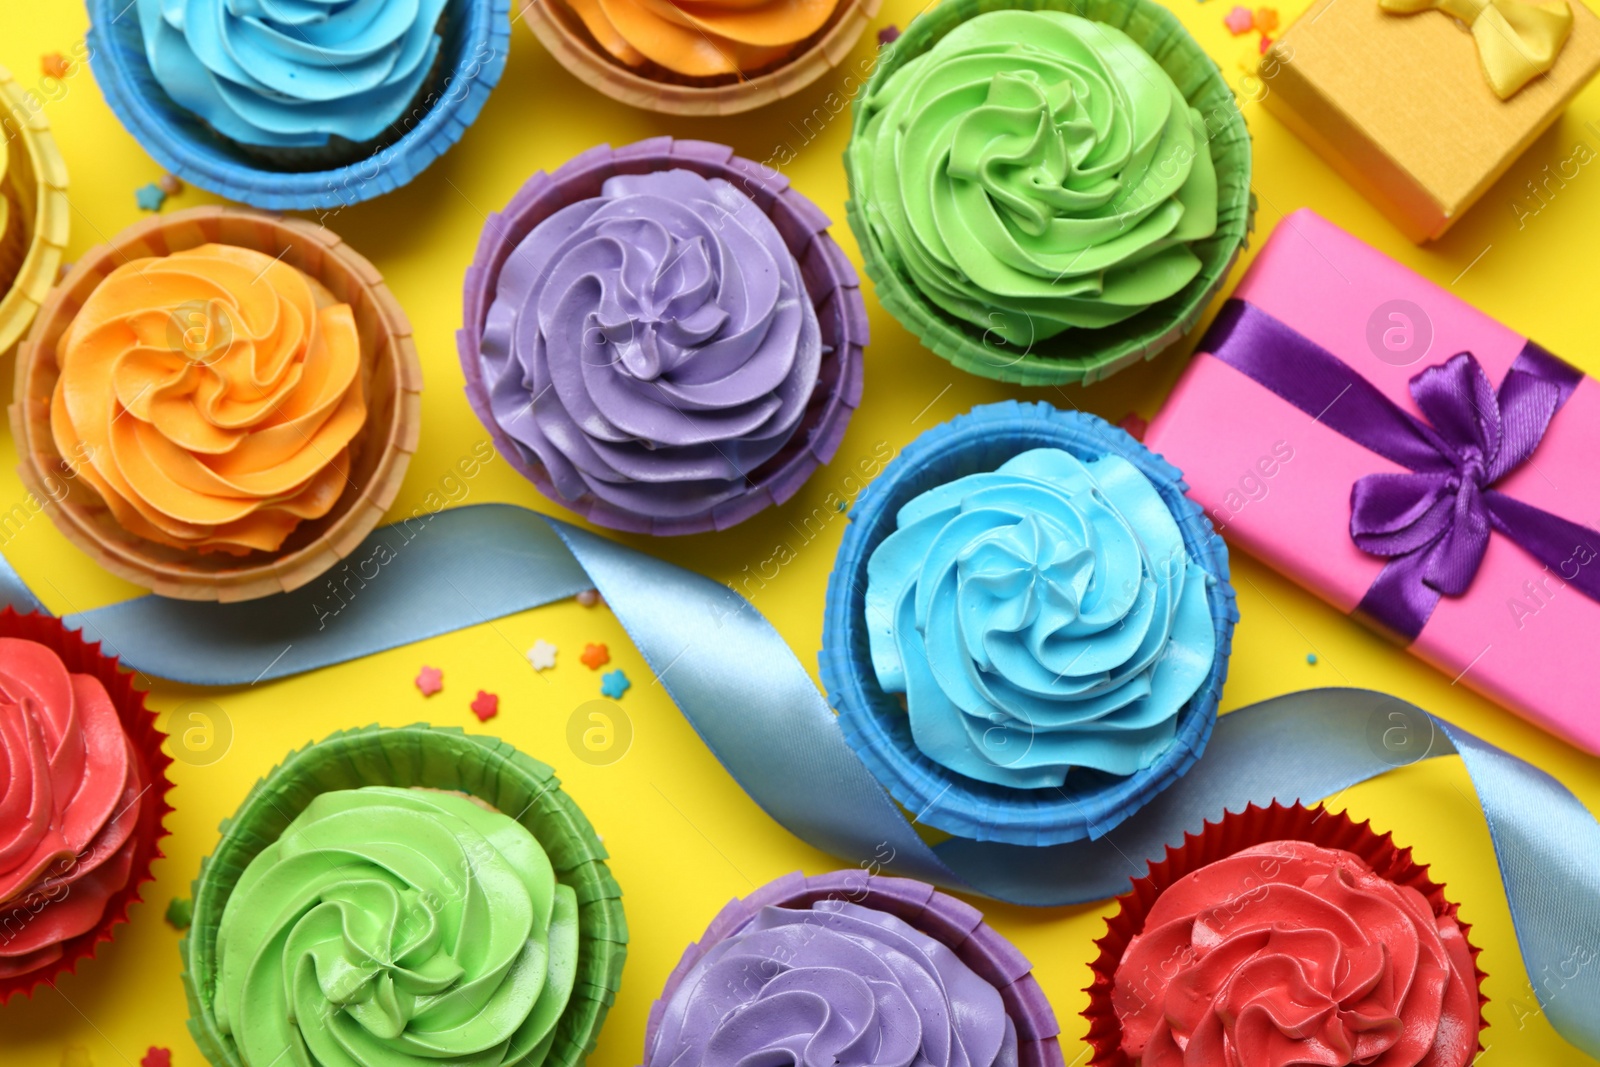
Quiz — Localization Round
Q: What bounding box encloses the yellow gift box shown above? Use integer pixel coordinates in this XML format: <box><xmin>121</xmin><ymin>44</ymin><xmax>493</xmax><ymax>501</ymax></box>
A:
<box><xmin>1260</xmin><ymin>0</ymin><xmax>1600</xmax><ymax>241</ymax></box>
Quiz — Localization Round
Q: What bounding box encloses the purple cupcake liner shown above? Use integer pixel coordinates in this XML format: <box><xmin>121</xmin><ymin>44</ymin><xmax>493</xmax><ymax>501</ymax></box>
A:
<box><xmin>642</xmin><ymin>870</ymin><xmax>1065</xmax><ymax>1067</ymax></box>
<box><xmin>458</xmin><ymin>138</ymin><xmax>867</xmax><ymax>537</ymax></box>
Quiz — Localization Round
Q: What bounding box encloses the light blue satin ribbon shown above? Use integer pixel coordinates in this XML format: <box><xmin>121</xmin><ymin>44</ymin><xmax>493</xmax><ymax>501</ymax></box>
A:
<box><xmin>4</xmin><ymin>503</ymin><xmax>1597</xmax><ymax>1056</ymax></box>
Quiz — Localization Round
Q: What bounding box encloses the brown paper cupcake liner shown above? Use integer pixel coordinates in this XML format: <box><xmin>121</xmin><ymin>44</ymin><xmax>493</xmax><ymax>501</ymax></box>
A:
<box><xmin>0</xmin><ymin>63</ymin><xmax>70</xmax><ymax>359</ymax></box>
<box><xmin>1082</xmin><ymin>802</ymin><xmax>1488</xmax><ymax>1067</ymax></box>
<box><xmin>524</xmin><ymin>0</ymin><xmax>883</xmax><ymax>115</ymax></box>
<box><xmin>10</xmin><ymin>206</ymin><xmax>423</xmax><ymax>602</ymax></box>
<box><xmin>0</xmin><ymin>609</ymin><xmax>173</xmax><ymax>1004</ymax></box>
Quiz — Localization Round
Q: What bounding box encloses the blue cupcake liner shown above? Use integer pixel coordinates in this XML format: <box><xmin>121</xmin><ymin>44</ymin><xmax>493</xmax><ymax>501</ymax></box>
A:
<box><xmin>819</xmin><ymin>400</ymin><xmax>1238</xmax><ymax>848</ymax></box>
<box><xmin>86</xmin><ymin>0</ymin><xmax>511</xmax><ymax>211</ymax></box>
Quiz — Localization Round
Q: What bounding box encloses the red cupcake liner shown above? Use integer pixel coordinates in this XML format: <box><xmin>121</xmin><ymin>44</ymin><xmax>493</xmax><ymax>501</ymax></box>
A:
<box><xmin>644</xmin><ymin>870</ymin><xmax>1065</xmax><ymax>1067</ymax></box>
<box><xmin>0</xmin><ymin>609</ymin><xmax>173</xmax><ymax>1004</ymax></box>
<box><xmin>1081</xmin><ymin>802</ymin><xmax>1488</xmax><ymax>1066</ymax></box>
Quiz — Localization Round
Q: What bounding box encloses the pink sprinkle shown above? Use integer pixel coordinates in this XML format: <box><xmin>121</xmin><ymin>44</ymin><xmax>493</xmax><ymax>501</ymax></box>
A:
<box><xmin>1117</xmin><ymin>413</ymin><xmax>1149</xmax><ymax>441</ymax></box>
<box><xmin>1259</xmin><ymin>33</ymin><xmax>1273</xmax><ymax>53</ymax></box>
<box><xmin>1224</xmin><ymin>5</ymin><xmax>1255</xmax><ymax>34</ymax></box>
<box><xmin>877</xmin><ymin>24</ymin><xmax>901</xmax><ymax>45</ymax></box>
<box><xmin>471</xmin><ymin>690</ymin><xmax>499</xmax><ymax>722</ymax></box>
<box><xmin>415</xmin><ymin>665</ymin><xmax>442</xmax><ymax>696</ymax></box>
<box><xmin>141</xmin><ymin>1051</ymin><xmax>172</xmax><ymax>1067</ymax></box>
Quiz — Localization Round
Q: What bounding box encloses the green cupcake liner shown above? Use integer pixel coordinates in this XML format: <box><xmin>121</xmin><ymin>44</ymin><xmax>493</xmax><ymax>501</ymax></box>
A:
<box><xmin>180</xmin><ymin>724</ymin><xmax>626</xmax><ymax>1067</ymax></box>
<box><xmin>844</xmin><ymin>0</ymin><xmax>1255</xmax><ymax>387</ymax></box>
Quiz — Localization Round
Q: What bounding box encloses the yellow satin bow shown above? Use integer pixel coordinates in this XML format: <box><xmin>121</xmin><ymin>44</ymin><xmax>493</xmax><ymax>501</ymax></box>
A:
<box><xmin>1380</xmin><ymin>0</ymin><xmax>1573</xmax><ymax>98</ymax></box>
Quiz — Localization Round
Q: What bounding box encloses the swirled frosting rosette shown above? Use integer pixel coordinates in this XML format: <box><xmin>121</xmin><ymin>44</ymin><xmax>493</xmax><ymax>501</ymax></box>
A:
<box><xmin>184</xmin><ymin>725</ymin><xmax>626</xmax><ymax>1067</ymax></box>
<box><xmin>821</xmin><ymin>402</ymin><xmax>1235</xmax><ymax>847</ymax></box>
<box><xmin>645</xmin><ymin>870</ymin><xmax>1063</xmax><ymax>1067</ymax></box>
<box><xmin>460</xmin><ymin>139</ymin><xmax>865</xmax><ymax>535</ymax></box>
<box><xmin>87</xmin><ymin>0</ymin><xmax>509</xmax><ymax>209</ymax></box>
<box><xmin>12</xmin><ymin>206</ymin><xmax>421</xmax><ymax>601</ymax></box>
<box><xmin>843</xmin><ymin>0</ymin><xmax>1252</xmax><ymax>386</ymax></box>
<box><xmin>0</xmin><ymin>609</ymin><xmax>171</xmax><ymax>1003</ymax></box>
<box><xmin>1084</xmin><ymin>803</ymin><xmax>1487</xmax><ymax>1067</ymax></box>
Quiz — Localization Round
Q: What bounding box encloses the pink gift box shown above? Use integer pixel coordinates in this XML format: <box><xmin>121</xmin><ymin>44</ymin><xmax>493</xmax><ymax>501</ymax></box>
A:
<box><xmin>1147</xmin><ymin>209</ymin><xmax>1600</xmax><ymax>754</ymax></box>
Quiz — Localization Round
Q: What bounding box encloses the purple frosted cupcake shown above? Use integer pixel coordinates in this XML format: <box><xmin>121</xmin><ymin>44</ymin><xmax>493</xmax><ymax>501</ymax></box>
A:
<box><xmin>459</xmin><ymin>138</ymin><xmax>866</xmax><ymax>536</ymax></box>
<box><xmin>644</xmin><ymin>870</ymin><xmax>1064</xmax><ymax>1067</ymax></box>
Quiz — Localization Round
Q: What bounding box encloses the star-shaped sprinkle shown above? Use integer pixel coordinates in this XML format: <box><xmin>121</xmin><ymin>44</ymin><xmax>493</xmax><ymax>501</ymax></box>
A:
<box><xmin>135</xmin><ymin>183</ymin><xmax>166</xmax><ymax>212</ymax></box>
<box><xmin>1259</xmin><ymin>34</ymin><xmax>1274</xmax><ymax>52</ymax></box>
<box><xmin>1255</xmin><ymin>6</ymin><xmax>1279</xmax><ymax>31</ymax></box>
<box><xmin>165</xmin><ymin>897</ymin><xmax>192</xmax><ymax>930</ymax></box>
<box><xmin>141</xmin><ymin>1050</ymin><xmax>171</xmax><ymax>1067</ymax></box>
<box><xmin>1116</xmin><ymin>413</ymin><xmax>1149</xmax><ymax>441</ymax></box>
<box><xmin>527</xmin><ymin>639</ymin><xmax>558</xmax><ymax>671</ymax></box>
<box><xmin>158</xmin><ymin>173</ymin><xmax>185</xmax><ymax>196</ymax></box>
<box><xmin>41</xmin><ymin>53</ymin><xmax>70</xmax><ymax>79</ymax></box>
<box><xmin>1224</xmin><ymin>5</ymin><xmax>1254</xmax><ymax>33</ymax></box>
<box><xmin>470</xmin><ymin>691</ymin><xmax>499</xmax><ymax>722</ymax></box>
<box><xmin>580</xmin><ymin>643</ymin><xmax>610</xmax><ymax>669</ymax></box>
<box><xmin>576</xmin><ymin>588</ymin><xmax>603</xmax><ymax>607</ymax></box>
<box><xmin>600</xmin><ymin>669</ymin><xmax>631</xmax><ymax>699</ymax></box>
<box><xmin>877</xmin><ymin>24</ymin><xmax>901</xmax><ymax>45</ymax></box>
<box><xmin>415</xmin><ymin>665</ymin><xmax>442</xmax><ymax>696</ymax></box>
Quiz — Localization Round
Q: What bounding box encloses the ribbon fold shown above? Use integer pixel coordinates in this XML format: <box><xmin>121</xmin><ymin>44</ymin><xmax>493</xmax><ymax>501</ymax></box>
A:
<box><xmin>1379</xmin><ymin>0</ymin><xmax>1574</xmax><ymax>99</ymax></box>
<box><xmin>1207</xmin><ymin>298</ymin><xmax>1600</xmax><ymax>641</ymax></box>
<box><xmin>0</xmin><ymin>505</ymin><xmax>1597</xmax><ymax>1055</ymax></box>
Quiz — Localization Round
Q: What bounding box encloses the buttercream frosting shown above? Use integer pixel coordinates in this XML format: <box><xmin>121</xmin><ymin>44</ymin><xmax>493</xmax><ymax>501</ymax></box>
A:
<box><xmin>565</xmin><ymin>0</ymin><xmax>841</xmax><ymax>78</ymax></box>
<box><xmin>50</xmin><ymin>243</ymin><xmax>367</xmax><ymax>555</ymax></box>
<box><xmin>0</xmin><ymin>638</ymin><xmax>144</xmax><ymax>980</ymax></box>
<box><xmin>646</xmin><ymin>899</ymin><xmax>1018</xmax><ymax>1067</ymax></box>
<box><xmin>864</xmin><ymin>447</ymin><xmax>1215</xmax><ymax>789</ymax></box>
<box><xmin>1113</xmin><ymin>841</ymin><xmax>1479</xmax><ymax>1067</ymax></box>
<box><xmin>479</xmin><ymin>168</ymin><xmax>822</xmax><ymax>522</ymax></box>
<box><xmin>214</xmin><ymin>787</ymin><xmax>579</xmax><ymax>1067</ymax></box>
<box><xmin>136</xmin><ymin>0</ymin><xmax>449</xmax><ymax>149</ymax></box>
<box><xmin>848</xmin><ymin>10</ymin><xmax>1220</xmax><ymax>346</ymax></box>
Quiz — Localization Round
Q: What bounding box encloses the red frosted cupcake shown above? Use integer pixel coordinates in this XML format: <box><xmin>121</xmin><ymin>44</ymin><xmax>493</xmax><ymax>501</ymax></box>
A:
<box><xmin>1084</xmin><ymin>803</ymin><xmax>1486</xmax><ymax>1067</ymax></box>
<box><xmin>0</xmin><ymin>610</ymin><xmax>171</xmax><ymax>1001</ymax></box>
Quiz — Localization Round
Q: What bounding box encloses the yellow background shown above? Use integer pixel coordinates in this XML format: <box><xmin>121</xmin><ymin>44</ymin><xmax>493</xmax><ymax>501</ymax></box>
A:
<box><xmin>3</xmin><ymin>1</ymin><xmax>1600</xmax><ymax>1065</ymax></box>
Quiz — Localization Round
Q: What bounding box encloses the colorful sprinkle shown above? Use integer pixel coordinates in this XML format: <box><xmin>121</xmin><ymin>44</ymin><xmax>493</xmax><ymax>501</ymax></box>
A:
<box><xmin>135</xmin><ymin>183</ymin><xmax>167</xmax><ymax>212</ymax></box>
<box><xmin>1255</xmin><ymin>6</ymin><xmax>1279</xmax><ymax>31</ymax></box>
<box><xmin>415</xmin><ymin>665</ymin><xmax>443</xmax><ymax>696</ymax></box>
<box><xmin>580</xmin><ymin>643</ymin><xmax>611</xmax><ymax>670</ymax></box>
<box><xmin>165</xmin><ymin>896</ymin><xmax>192</xmax><ymax>930</ymax></box>
<box><xmin>527</xmin><ymin>639</ymin><xmax>558</xmax><ymax>671</ymax></box>
<box><xmin>1306</xmin><ymin>653</ymin><xmax>1319</xmax><ymax>665</ymax></box>
<box><xmin>575</xmin><ymin>588</ymin><xmax>603</xmax><ymax>607</ymax></box>
<box><xmin>1224</xmin><ymin>5</ymin><xmax>1255</xmax><ymax>34</ymax></box>
<box><xmin>1259</xmin><ymin>33</ymin><xmax>1274</xmax><ymax>53</ymax></box>
<box><xmin>877</xmin><ymin>24</ymin><xmax>901</xmax><ymax>45</ymax></box>
<box><xmin>140</xmin><ymin>1050</ymin><xmax>172</xmax><ymax>1067</ymax></box>
<box><xmin>158</xmin><ymin>173</ymin><xmax>185</xmax><ymax>197</ymax></box>
<box><xmin>470</xmin><ymin>690</ymin><xmax>499</xmax><ymax>722</ymax></box>
<box><xmin>41</xmin><ymin>53</ymin><xmax>71</xmax><ymax>80</ymax></box>
<box><xmin>1116</xmin><ymin>413</ymin><xmax>1149</xmax><ymax>441</ymax></box>
<box><xmin>600</xmin><ymin>669</ymin><xmax>631</xmax><ymax>699</ymax></box>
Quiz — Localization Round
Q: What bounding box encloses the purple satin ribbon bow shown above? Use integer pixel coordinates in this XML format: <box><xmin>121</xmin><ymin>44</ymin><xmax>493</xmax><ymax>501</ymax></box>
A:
<box><xmin>1205</xmin><ymin>299</ymin><xmax>1599</xmax><ymax>641</ymax></box>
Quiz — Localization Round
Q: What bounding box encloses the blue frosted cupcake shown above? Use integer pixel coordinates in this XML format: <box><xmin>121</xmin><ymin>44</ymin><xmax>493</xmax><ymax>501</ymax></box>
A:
<box><xmin>88</xmin><ymin>0</ymin><xmax>511</xmax><ymax>210</ymax></box>
<box><xmin>820</xmin><ymin>402</ymin><xmax>1235</xmax><ymax>847</ymax></box>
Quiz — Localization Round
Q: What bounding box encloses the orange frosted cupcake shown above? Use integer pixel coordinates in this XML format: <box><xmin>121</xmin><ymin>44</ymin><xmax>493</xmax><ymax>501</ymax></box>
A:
<box><xmin>525</xmin><ymin>0</ymin><xmax>881</xmax><ymax>114</ymax></box>
<box><xmin>12</xmin><ymin>207</ymin><xmax>421</xmax><ymax>601</ymax></box>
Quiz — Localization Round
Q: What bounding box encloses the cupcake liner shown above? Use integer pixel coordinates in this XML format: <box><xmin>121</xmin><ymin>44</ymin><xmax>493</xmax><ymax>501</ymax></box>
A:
<box><xmin>10</xmin><ymin>206</ymin><xmax>423</xmax><ymax>602</ymax></box>
<box><xmin>524</xmin><ymin>0</ymin><xmax>882</xmax><ymax>116</ymax></box>
<box><xmin>181</xmin><ymin>724</ymin><xmax>627</xmax><ymax>1067</ymax></box>
<box><xmin>458</xmin><ymin>137</ymin><xmax>867</xmax><ymax>536</ymax></box>
<box><xmin>0</xmin><ymin>64</ymin><xmax>70</xmax><ymax>358</ymax></box>
<box><xmin>843</xmin><ymin>0</ymin><xmax>1255</xmax><ymax>387</ymax></box>
<box><xmin>819</xmin><ymin>401</ymin><xmax>1237</xmax><ymax>847</ymax></box>
<box><xmin>0</xmin><ymin>608</ymin><xmax>173</xmax><ymax>1004</ymax></box>
<box><xmin>644</xmin><ymin>870</ymin><xmax>1064</xmax><ymax>1067</ymax></box>
<box><xmin>1081</xmin><ymin>802</ymin><xmax>1490</xmax><ymax>1067</ymax></box>
<box><xmin>85</xmin><ymin>0</ymin><xmax>511</xmax><ymax>211</ymax></box>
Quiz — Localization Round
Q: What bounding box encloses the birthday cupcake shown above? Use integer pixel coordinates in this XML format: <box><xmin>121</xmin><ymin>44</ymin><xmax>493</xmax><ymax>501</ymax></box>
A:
<box><xmin>844</xmin><ymin>0</ymin><xmax>1254</xmax><ymax>386</ymax></box>
<box><xmin>524</xmin><ymin>0</ymin><xmax>881</xmax><ymax>115</ymax></box>
<box><xmin>0</xmin><ymin>609</ymin><xmax>172</xmax><ymax>1003</ymax></box>
<box><xmin>183</xmin><ymin>725</ymin><xmax>627</xmax><ymax>1067</ymax></box>
<box><xmin>1083</xmin><ymin>803</ymin><xmax>1487</xmax><ymax>1067</ymax></box>
<box><xmin>87</xmin><ymin>0</ymin><xmax>511</xmax><ymax>210</ymax></box>
<box><xmin>820</xmin><ymin>402</ymin><xmax>1235</xmax><ymax>847</ymax></box>
<box><xmin>10</xmin><ymin>207</ymin><xmax>423</xmax><ymax>601</ymax></box>
<box><xmin>459</xmin><ymin>138</ymin><xmax>866</xmax><ymax>536</ymax></box>
<box><xmin>646</xmin><ymin>870</ymin><xmax>1063</xmax><ymax>1067</ymax></box>
<box><xmin>0</xmin><ymin>64</ymin><xmax>69</xmax><ymax>358</ymax></box>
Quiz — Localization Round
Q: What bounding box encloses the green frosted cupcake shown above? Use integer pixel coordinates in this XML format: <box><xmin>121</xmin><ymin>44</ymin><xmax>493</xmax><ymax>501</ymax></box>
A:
<box><xmin>845</xmin><ymin>0</ymin><xmax>1253</xmax><ymax>386</ymax></box>
<box><xmin>182</xmin><ymin>726</ymin><xmax>626</xmax><ymax>1067</ymax></box>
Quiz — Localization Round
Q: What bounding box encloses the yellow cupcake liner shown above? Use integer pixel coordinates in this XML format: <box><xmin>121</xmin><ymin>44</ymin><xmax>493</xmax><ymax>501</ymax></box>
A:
<box><xmin>0</xmin><ymin>63</ymin><xmax>70</xmax><ymax>359</ymax></box>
